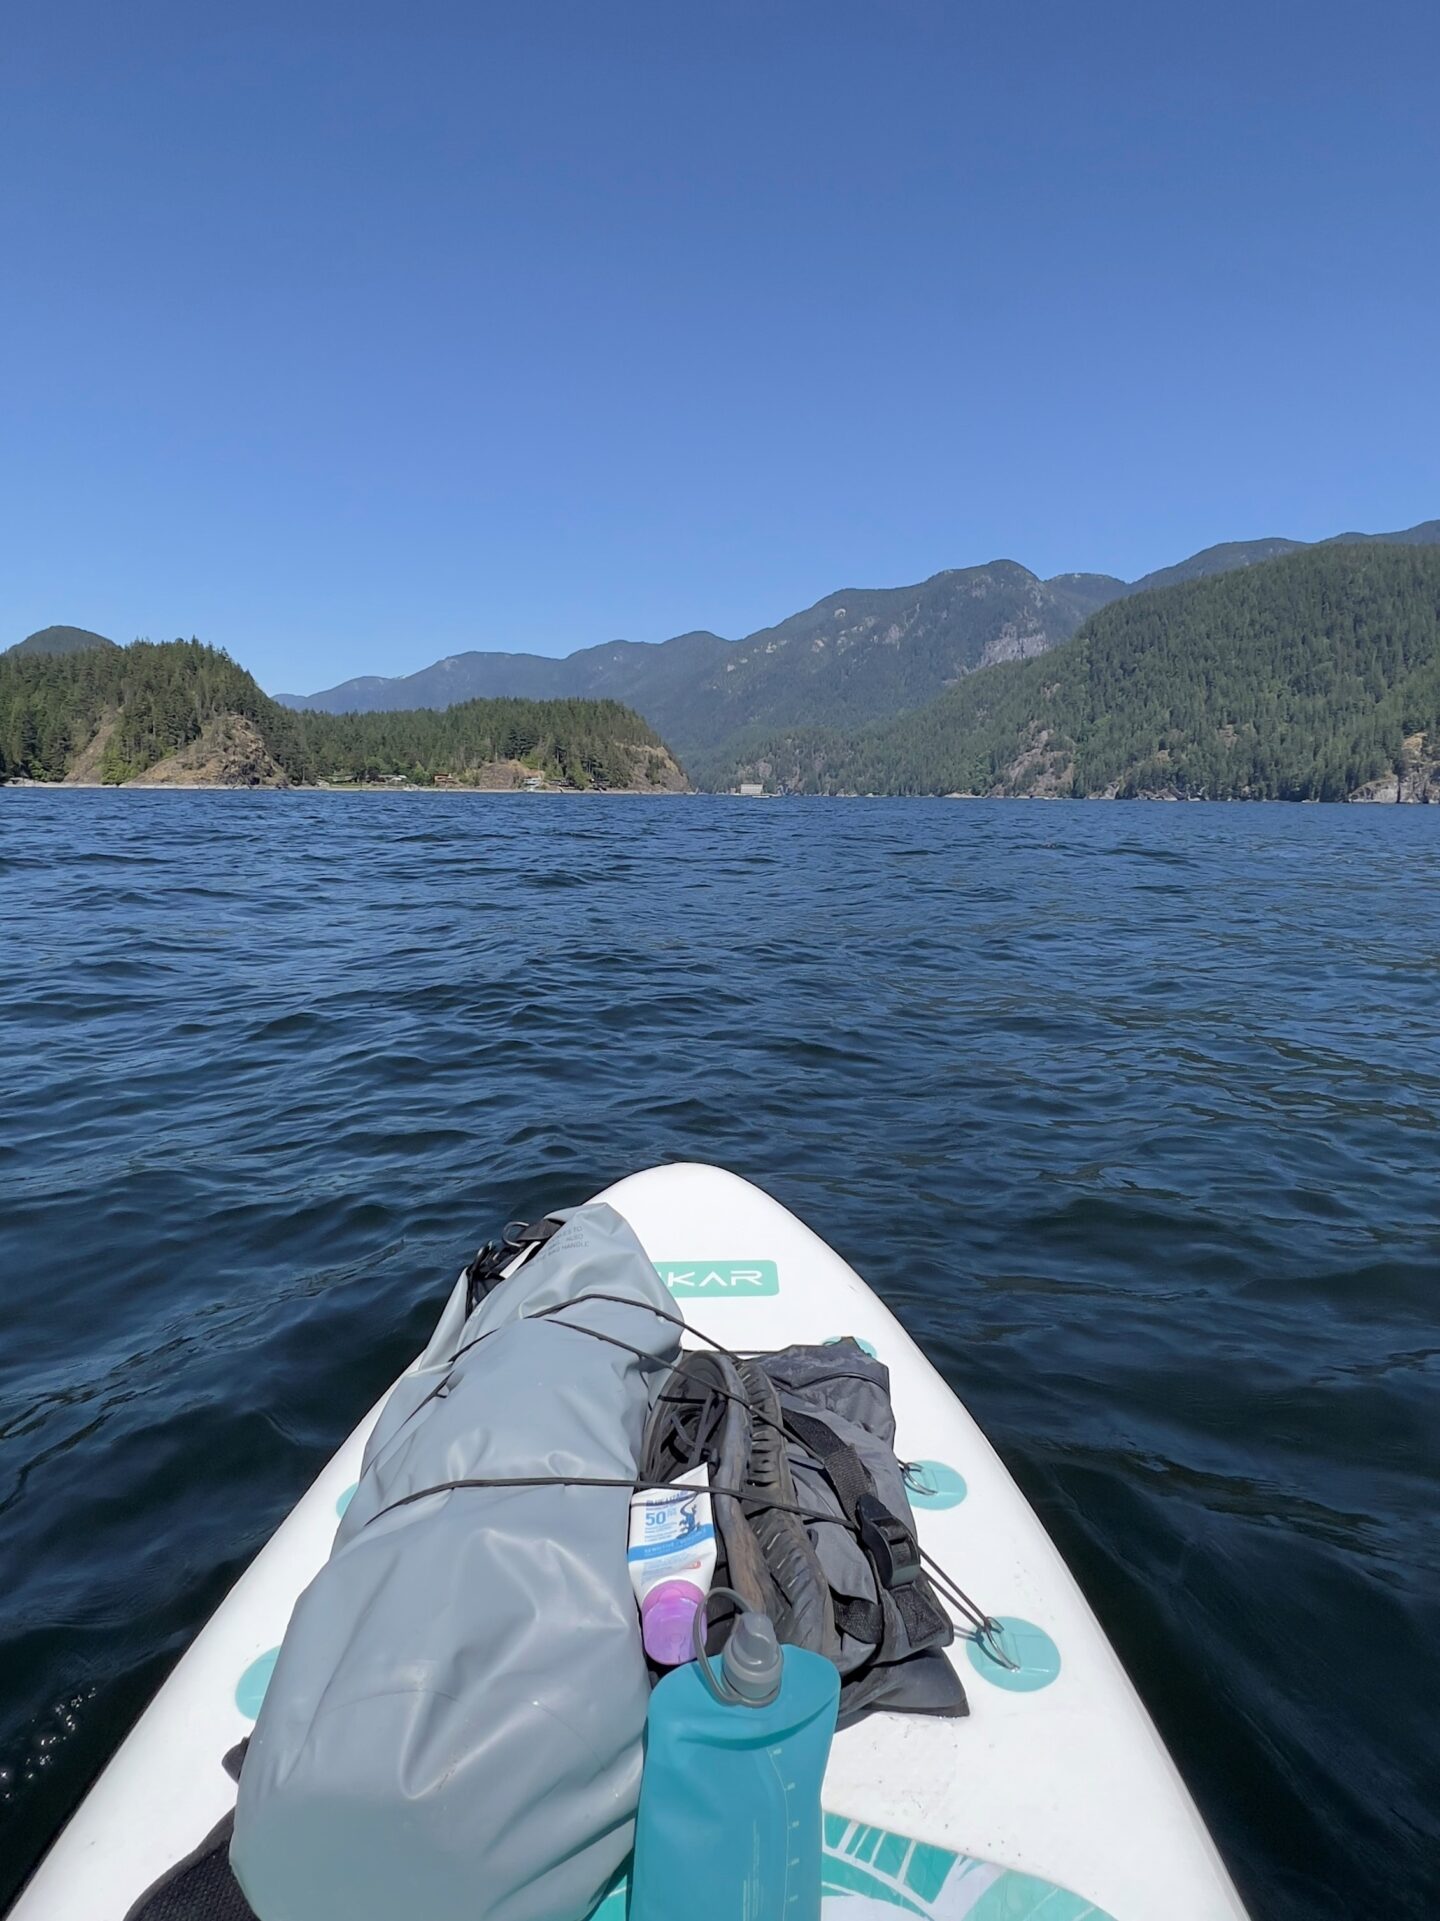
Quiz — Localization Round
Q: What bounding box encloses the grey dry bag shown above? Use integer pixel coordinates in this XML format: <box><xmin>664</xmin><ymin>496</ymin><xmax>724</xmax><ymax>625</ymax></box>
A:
<box><xmin>230</xmin><ymin>1203</ymin><xmax>680</xmax><ymax>1921</ymax></box>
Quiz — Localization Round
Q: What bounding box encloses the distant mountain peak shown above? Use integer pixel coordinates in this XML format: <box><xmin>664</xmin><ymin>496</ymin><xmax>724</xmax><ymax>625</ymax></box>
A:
<box><xmin>7</xmin><ymin>625</ymin><xmax>118</xmax><ymax>658</ymax></box>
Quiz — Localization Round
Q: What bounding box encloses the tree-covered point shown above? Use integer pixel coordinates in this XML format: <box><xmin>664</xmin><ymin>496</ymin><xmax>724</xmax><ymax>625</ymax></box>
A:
<box><xmin>0</xmin><ymin>637</ymin><xmax>684</xmax><ymax>789</ymax></box>
<box><xmin>731</xmin><ymin>544</ymin><xmax>1440</xmax><ymax>801</ymax></box>
<box><xmin>0</xmin><ymin>639</ymin><xmax>285</xmax><ymax>783</ymax></box>
<box><xmin>297</xmin><ymin>697</ymin><xmax>679</xmax><ymax>789</ymax></box>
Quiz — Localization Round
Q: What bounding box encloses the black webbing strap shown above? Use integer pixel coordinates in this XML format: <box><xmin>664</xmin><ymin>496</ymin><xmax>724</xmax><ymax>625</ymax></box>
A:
<box><xmin>784</xmin><ymin>1408</ymin><xmax>876</xmax><ymax>1517</ymax></box>
<box><xmin>783</xmin><ymin>1407</ymin><xmax>926</xmax><ymax>1648</ymax></box>
<box><xmin>892</xmin><ymin>1580</ymin><xmax>949</xmax><ymax>1646</ymax></box>
<box><xmin>463</xmin><ymin>1216</ymin><xmax>563</xmax><ymax>1314</ymax></box>
<box><xmin>833</xmin><ymin>1592</ymin><xmax>886</xmax><ymax>1644</ymax></box>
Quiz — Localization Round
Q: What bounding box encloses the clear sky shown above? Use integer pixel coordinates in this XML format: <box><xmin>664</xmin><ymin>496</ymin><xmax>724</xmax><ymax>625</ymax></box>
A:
<box><xmin>3</xmin><ymin>0</ymin><xmax>1437</xmax><ymax>693</ymax></box>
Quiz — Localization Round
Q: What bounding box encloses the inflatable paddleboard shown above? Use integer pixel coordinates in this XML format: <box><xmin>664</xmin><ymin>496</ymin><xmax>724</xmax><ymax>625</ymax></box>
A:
<box><xmin>10</xmin><ymin>1165</ymin><xmax>1249</xmax><ymax>1920</ymax></box>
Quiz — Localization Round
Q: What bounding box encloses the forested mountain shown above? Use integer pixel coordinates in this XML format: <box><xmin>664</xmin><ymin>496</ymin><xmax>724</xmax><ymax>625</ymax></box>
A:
<box><xmin>0</xmin><ymin>639</ymin><xmax>290</xmax><ymax>783</ymax></box>
<box><xmin>1119</xmin><ymin>521</ymin><xmax>1440</xmax><ymax>597</ymax></box>
<box><xmin>13</xmin><ymin>516</ymin><xmax>1438</xmax><ymax>797</ymax></box>
<box><xmin>1322</xmin><ymin>518</ymin><xmax>1440</xmax><ymax>548</ymax></box>
<box><xmin>279</xmin><ymin>562</ymin><xmax>1106</xmax><ymax>752</ymax></box>
<box><xmin>0</xmin><ymin>640</ymin><xmax>685</xmax><ymax>790</ymax></box>
<box><xmin>1122</xmin><ymin>539</ymin><xmax>1306</xmax><ymax>596</ymax></box>
<box><xmin>5</xmin><ymin>625</ymin><xmax>119</xmax><ymax>659</ymax></box>
<box><xmin>727</xmin><ymin>546</ymin><xmax>1440</xmax><ymax>802</ymax></box>
<box><xmin>277</xmin><ymin>518</ymin><xmax>1440</xmax><ymax>771</ymax></box>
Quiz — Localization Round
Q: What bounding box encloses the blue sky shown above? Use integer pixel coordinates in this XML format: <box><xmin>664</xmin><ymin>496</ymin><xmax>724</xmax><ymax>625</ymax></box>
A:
<box><xmin>3</xmin><ymin>0</ymin><xmax>1437</xmax><ymax>693</ymax></box>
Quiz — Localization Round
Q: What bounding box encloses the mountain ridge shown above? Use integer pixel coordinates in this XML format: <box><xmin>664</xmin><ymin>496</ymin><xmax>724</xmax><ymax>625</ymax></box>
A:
<box><xmin>273</xmin><ymin>563</ymin><xmax>1113</xmax><ymax>723</ymax></box>
<box><xmin>727</xmin><ymin>545</ymin><xmax>1440</xmax><ymax>803</ymax></box>
<box><xmin>17</xmin><ymin>517</ymin><xmax>1440</xmax><ymax>787</ymax></box>
<box><xmin>8</xmin><ymin>545</ymin><xmax>1439</xmax><ymax>802</ymax></box>
<box><xmin>274</xmin><ymin>521</ymin><xmax>1440</xmax><ymax>767</ymax></box>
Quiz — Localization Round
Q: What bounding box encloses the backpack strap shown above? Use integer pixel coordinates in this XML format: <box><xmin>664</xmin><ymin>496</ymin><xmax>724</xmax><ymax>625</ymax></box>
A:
<box><xmin>782</xmin><ymin>1407</ymin><xmax>925</xmax><ymax>1650</ymax></box>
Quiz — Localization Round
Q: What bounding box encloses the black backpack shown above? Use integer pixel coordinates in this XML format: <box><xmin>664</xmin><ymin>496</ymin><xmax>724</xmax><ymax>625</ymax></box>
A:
<box><xmin>642</xmin><ymin>1338</ymin><xmax>968</xmax><ymax>1728</ymax></box>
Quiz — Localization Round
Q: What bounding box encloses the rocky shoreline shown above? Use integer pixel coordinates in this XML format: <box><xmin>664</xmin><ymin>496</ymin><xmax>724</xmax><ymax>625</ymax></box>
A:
<box><xmin>4</xmin><ymin>778</ymin><xmax>690</xmax><ymax>795</ymax></box>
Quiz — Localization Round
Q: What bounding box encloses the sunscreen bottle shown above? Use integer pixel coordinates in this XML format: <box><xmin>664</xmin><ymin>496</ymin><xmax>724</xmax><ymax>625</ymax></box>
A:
<box><xmin>627</xmin><ymin>1466</ymin><xmax>716</xmax><ymax>1665</ymax></box>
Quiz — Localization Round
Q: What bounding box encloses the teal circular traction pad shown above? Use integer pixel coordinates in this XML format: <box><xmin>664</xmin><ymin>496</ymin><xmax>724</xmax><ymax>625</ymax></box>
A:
<box><xmin>903</xmin><ymin>1459</ymin><xmax>967</xmax><ymax>1509</ymax></box>
<box><xmin>966</xmin><ymin>1615</ymin><xmax>1061</xmax><ymax>1693</ymax></box>
<box><xmin>235</xmin><ymin>1647</ymin><xmax>280</xmax><ymax>1721</ymax></box>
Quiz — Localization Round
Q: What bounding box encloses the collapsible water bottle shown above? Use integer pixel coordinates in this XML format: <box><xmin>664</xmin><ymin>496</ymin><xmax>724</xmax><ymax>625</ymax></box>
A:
<box><xmin>628</xmin><ymin>1588</ymin><xmax>841</xmax><ymax>1921</ymax></box>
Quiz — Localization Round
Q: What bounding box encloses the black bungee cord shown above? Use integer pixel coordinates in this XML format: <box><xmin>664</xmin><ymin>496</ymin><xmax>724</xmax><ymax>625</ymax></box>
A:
<box><xmin>359</xmin><ymin>1278</ymin><xmax>1019</xmax><ymax>1667</ymax></box>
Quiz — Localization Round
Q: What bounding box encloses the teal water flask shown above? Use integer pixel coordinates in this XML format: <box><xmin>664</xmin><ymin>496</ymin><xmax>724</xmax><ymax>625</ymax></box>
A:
<box><xmin>628</xmin><ymin>1590</ymin><xmax>841</xmax><ymax>1921</ymax></box>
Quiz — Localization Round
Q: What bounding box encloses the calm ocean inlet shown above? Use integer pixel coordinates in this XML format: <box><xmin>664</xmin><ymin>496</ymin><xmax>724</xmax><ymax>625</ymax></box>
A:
<box><xmin>1</xmin><ymin>791</ymin><xmax>1436</xmax><ymax>1917</ymax></box>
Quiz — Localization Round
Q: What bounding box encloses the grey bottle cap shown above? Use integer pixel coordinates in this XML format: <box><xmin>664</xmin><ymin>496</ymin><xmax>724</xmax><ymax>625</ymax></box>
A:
<box><xmin>721</xmin><ymin>1609</ymin><xmax>783</xmax><ymax>1706</ymax></box>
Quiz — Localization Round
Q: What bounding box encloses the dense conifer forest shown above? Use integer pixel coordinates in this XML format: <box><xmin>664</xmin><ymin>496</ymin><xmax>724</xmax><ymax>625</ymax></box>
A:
<box><xmin>728</xmin><ymin>546</ymin><xmax>1440</xmax><ymax>800</ymax></box>
<box><xmin>0</xmin><ymin>639</ymin><xmax>682</xmax><ymax>790</ymax></box>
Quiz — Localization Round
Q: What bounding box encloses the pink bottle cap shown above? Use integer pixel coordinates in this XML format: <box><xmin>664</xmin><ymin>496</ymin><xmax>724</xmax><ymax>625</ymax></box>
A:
<box><xmin>640</xmin><ymin>1579</ymin><xmax>706</xmax><ymax>1666</ymax></box>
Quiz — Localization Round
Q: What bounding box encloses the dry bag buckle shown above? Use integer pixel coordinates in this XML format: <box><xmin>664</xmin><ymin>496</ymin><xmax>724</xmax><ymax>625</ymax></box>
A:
<box><xmin>856</xmin><ymin>1493</ymin><xmax>921</xmax><ymax>1590</ymax></box>
<box><xmin>464</xmin><ymin>1216</ymin><xmax>563</xmax><ymax>1314</ymax></box>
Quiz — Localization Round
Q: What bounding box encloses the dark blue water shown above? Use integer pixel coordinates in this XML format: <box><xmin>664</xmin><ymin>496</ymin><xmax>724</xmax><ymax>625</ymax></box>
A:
<box><xmin>1</xmin><ymin>791</ymin><xmax>1436</xmax><ymax>1916</ymax></box>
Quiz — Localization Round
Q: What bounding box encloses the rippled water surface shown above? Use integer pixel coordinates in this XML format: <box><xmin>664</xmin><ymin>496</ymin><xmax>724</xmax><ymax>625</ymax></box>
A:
<box><xmin>1</xmin><ymin>791</ymin><xmax>1437</xmax><ymax>1916</ymax></box>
